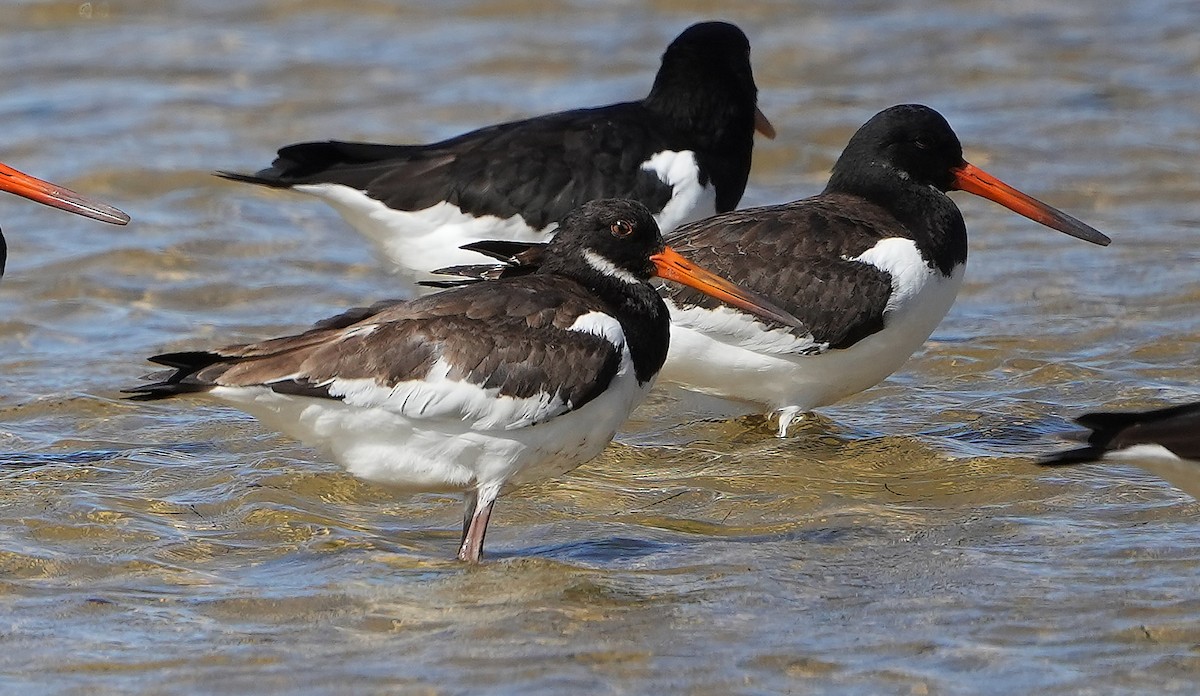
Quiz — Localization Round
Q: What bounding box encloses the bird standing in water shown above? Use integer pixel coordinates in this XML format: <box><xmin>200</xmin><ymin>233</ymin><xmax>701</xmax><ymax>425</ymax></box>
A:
<box><xmin>425</xmin><ymin>105</ymin><xmax>1110</xmax><ymax>436</ymax></box>
<box><xmin>126</xmin><ymin>199</ymin><xmax>800</xmax><ymax>562</ymax></box>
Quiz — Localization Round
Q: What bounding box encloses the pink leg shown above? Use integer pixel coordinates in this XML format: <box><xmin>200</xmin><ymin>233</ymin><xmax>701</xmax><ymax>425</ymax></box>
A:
<box><xmin>457</xmin><ymin>487</ymin><xmax>498</xmax><ymax>563</ymax></box>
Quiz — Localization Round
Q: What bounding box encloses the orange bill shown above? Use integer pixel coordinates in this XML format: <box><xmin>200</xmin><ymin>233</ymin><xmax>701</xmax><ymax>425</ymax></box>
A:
<box><xmin>950</xmin><ymin>162</ymin><xmax>1108</xmax><ymax>246</ymax></box>
<box><xmin>0</xmin><ymin>161</ymin><xmax>129</xmax><ymax>225</ymax></box>
<box><xmin>754</xmin><ymin>106</ymin><xmax>776</xmax><ymax>139</ymax></box>
<box><xmin>650</xmin><ymin>245</ymin><xmax>803</xmax><ymax>328</ymax></box>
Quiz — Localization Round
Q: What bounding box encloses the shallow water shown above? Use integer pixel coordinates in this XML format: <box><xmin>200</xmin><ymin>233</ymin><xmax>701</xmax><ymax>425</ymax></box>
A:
<box><xmin>2</xmin><ymin>0</ymin><xmax>1199</xmax><ymax>693</ymax></box>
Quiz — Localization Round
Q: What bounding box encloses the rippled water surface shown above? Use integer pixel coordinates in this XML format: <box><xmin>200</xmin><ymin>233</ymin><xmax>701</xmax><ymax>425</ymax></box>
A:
<box><xmin>2</xmin><ymin>1</ymin><xmax>1199</xmax><ymax>693</ymax></box>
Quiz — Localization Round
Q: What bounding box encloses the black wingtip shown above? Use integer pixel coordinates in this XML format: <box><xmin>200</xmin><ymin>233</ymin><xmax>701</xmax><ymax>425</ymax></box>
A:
<box><xmin>418</xmin><ymin>278</ymin><xmax>482</xmax><ymax>289</ymax></box>
<box><xmin>123</xmin><ymin>351</ymin><xmax>225</xmax><ymax>401</ymax></box>
<box><xmin>214</xmin><ymin>169</ymin><xmax>291</xmax><ymax>189</ymax></box>
<box><xmin>459</xmin><ymin>239</ymin><xmax>542</xmax><ymax>262</ymax></box>
<box><xmin>147</xmin><ymin>351</ymin><xmax>223</xmax><ymax>370</ymax></box>
<box><xmin>121</xmin><ymin>383</ymin><xmax>211</xmax><ymax>401</ymax></box>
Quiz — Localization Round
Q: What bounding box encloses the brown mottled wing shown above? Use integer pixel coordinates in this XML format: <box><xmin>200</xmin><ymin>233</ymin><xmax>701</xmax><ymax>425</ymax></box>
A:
<box><xmin>130</xmin><ymin>276</ymin><xmax>623</xmax><ymax>426</ymax></box>
<box><xmin>663</xmin><ymin>195</ymin><xmax>902</xmax><ymax>350</ymax></box>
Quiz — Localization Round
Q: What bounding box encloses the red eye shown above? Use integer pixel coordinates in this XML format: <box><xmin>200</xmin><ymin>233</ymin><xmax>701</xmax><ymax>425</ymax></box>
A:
<box><xmin>611</xmin><ymin>220</ymin><xmax>635</xmax><ymax>238</ymax></box>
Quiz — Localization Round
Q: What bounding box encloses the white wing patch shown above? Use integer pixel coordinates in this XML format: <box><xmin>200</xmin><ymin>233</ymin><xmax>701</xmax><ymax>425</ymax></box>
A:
<box><xmin>665</xmin><ymin>299</ymin><xmax>824</xmax><ymax>356</ymax></box>
<box><xmin>204</xmin><ymin>311</ymin><xmax>645</xmax><ymax>492</ymax></box>
<box><xmin>640</xmin><ymin>150</ymin><xmax>717</xmax><ymax>233</ymax></box>
<box><xmin>264</xmin><ymin>311</ymin><xmax>627</xmax><ymax>433</ymax></box>
<box><xmin>322</xmin><ymin>358</ymin><xmax>567</xmax><ymax>431</ymax></box>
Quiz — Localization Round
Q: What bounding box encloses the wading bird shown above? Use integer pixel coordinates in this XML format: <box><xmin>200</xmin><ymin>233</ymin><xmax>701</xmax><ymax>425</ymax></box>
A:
<box><xmin>126</xmin><ymin>199</ymin><xmax>799</xmax><ymax>562</ymax></box>
<box><xmin>423</xmin><ymin>105</ymin><xmax>1111</xmax><ymax>436</ymax></box>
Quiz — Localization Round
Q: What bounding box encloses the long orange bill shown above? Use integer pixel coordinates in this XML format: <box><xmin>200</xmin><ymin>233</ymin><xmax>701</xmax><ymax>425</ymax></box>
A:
<box><xmin>950</xmin><ymin>162</ymin><xmax>1108</xmax><ymax>246</ymax></box>
<box><xmin>754</xmin><ymin>106</ymin><xmax>776</xmax><ymax>139</ymax></box>
<box><xmin>650</xmin><ymin>245</ymin><xmax>803</xmax><ymax>328</ymax></box>
<box><xmin>0</xmin><ymin>161</ymin><xmax>129</xmax><ymax>225</ymax></box>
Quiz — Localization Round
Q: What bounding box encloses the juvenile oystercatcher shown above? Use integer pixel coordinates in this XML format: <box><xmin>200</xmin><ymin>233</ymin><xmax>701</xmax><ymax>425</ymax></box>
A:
<box><xmin>125</xmin><ymin>199</ymin><xmax>799</xmax><ymax>563</ymax></box>
<box><xmin>0</xmin><ymin>160</ymin><xmax>129</xmax><ymax>277</ymax></box>
<box><xmin>217</xmin><ymin>21</ymin><xmax>774</xmax><ymax>284</ymax></box>
<box><xmin>423</xmin><ymin>105</ymin><xmax>1111</xmax><ymax>435</ymax></box>
<box><xmin>1041</xmin><ymin>401</ymin><xmax>1200</xmax><ymax>499</ymax></box>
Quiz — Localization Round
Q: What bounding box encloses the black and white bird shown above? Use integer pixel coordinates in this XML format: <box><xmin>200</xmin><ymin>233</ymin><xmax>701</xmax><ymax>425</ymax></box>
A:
<box><xmin>125</xmin><ymin>199</ymin><xmax>799</xmax><ymax>563</ymax></box>
<box><xmin>424</xmin><ymin>105</ymin><xmax>1111</xmax><ymax>436</ymax></box>
<box><xmin>217</xmin><ymin>21</ymin><xmax>774</xmax><ymax>284</ymax></box>
<box><xmin>0</xmin><ymin>160</ymin><xmax>129</xmax><ymax>278</ymax></box>
<box><xmin>1041</xmin><ymin>401</ymin><xmax>1200</xmax><ymax>499</ymax></box>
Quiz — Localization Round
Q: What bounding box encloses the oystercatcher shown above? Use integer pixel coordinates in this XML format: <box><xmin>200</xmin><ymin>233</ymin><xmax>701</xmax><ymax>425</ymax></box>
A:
<box><xmin>0</xmin><ymin>160</ymin><xmax>129</xmax><ymax>277</ymax></box>
<box><xmin>1041</xmin><ymin>401</ymin><xmax>1200</xmax><ymax>499</ymax></box>
<box><xmin>217</xmin><ymin>21</ymin><xmax>774</xmax><ymax>283</ymax></box>
<box><xmin>423</xmin><ymin>105</ymin><xmax>1111</xmax><ymax>435</ymax></box>
<box><xmin>125</xmin><ymin>199</ymin><xmax>799</xmax><ymax>563</ymax></box>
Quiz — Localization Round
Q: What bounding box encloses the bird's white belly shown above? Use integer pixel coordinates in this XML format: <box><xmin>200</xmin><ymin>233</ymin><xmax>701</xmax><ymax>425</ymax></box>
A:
<box><xmin>1104</xmin><ymin>446</ymin><xmax>1200</xmax><ymax>500</ymax></box>
<box><xmin>660</xmin><ymin>262</ymin><xmax>965</xmax><ymax>412</ymax></box>
<box><xmin>208</xmin><ymin>362</ymin><xmax>651</xmax><ymax>494</ymax></box>
<box><xmin>293</xmin><ymin>184</ymin><xmax>555</xmax><ymax>280</ymax></box>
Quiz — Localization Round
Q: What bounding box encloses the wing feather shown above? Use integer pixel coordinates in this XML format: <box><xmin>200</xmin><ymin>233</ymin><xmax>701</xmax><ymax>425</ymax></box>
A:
<box><xmin>127</xmin><ymin>278</ymin><xmax>624</xmax><ymax>430</ymax></box>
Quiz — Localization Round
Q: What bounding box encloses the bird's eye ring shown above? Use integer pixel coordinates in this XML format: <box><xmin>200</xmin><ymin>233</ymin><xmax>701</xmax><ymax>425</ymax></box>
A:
<box><xmin>611</xmin><ymin>220</ymin><xmax>635</xmax><ymax>238</ymax></box>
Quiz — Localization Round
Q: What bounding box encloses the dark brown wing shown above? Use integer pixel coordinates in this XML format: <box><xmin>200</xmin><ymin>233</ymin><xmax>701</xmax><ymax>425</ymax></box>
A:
<box><xmin>663</xmin><ymin>195</ymin><xmax>904</xmax><ymax>349</ymax></box>
<box><xmin>127</xmin><ymin>276</ymin><xmax>625</xmax><ymax>427</ymax></box>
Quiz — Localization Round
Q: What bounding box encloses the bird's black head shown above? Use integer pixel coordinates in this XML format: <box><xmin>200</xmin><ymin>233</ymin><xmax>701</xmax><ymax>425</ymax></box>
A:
<box><xmin>829</xmin><ymin>104</ymin><xmax>966</xmax><ymax>193</ymax></box>
<box><xmin>540</xmin><ymin>199</ymin><xmax>663</xmax><ymax>285</ymax></box>
<box><xmin>826</xmin><ymin>104</ymin><xmax>1111</xmax><ymax>248</ymax></box>
<box><xmin>645</xmin><ymin>22</ymin><xmax>765</xmax><ymax>140</ymax></box>
<box><xmin>658</xmin><ymin>21</ymin><xmax>754</xmax><ymax>86</ymax></box>
<box><xmin>540</xmin><ymin>199</ymin><xmax>806</xmax><ymax>332</ymax></box>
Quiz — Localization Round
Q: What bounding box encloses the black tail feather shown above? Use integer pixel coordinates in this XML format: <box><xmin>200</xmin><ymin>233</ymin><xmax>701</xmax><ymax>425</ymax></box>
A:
<box><xmin>123</xmin><ymin>351</ymin><xmax>225</xmax><ymax>401</ymax></box>
<box><xmin>459</xmin><ymin>239</ymin><xmax>544</xmax><ymax>262</ymax></box>
<box><xmin>216</xmin><ymin>140</ymin><xmax>423</xmax><ymax>189</ymax></box>
<box><xmin>418</xmin><ymin>240</ymin><xmax>549</xmax><ymax>288</ymax></box>
<box><xmin>419</xmin><ymin>278</ymin><xmax>488</xmax><ymax>289</ymax></box>
<box><xmin>147</xmin><ymin>351</ymin><xmax>225</xmax><ymax>371</ymax></box>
